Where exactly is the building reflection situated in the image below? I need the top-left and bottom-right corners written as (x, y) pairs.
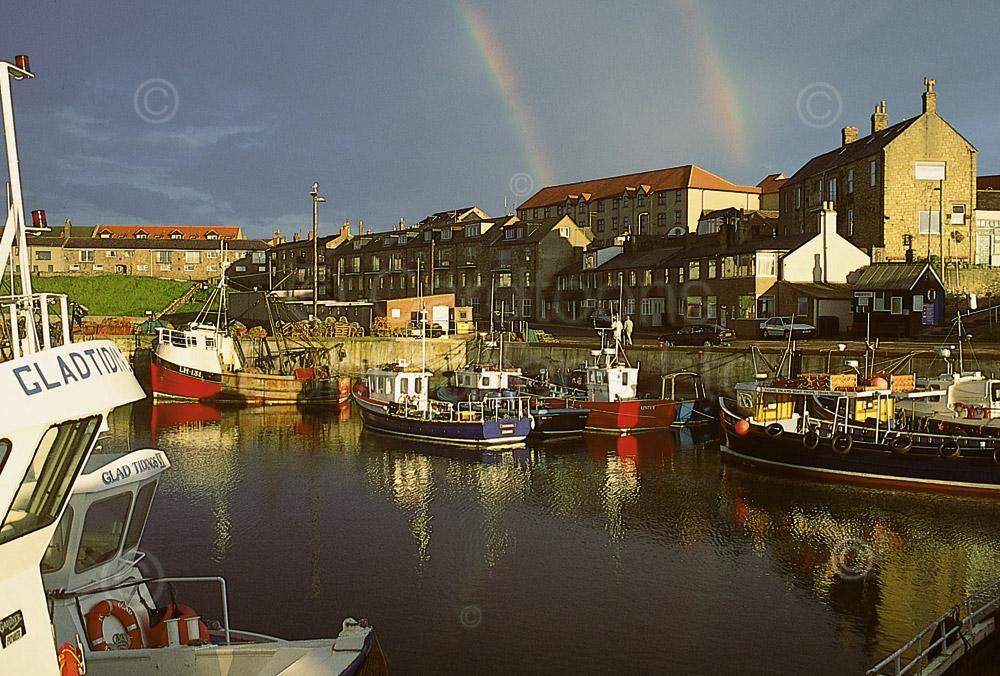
top-left (717, 465), bottom-right (1000, 658)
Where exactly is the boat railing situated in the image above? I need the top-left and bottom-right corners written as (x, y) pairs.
top-left (156, 326), bottom-right (214, 349)
top-left (53, 573), bottom-right (233, 646)
top-left (1, 291), bottom-right (72, 360)
top-left (868, 576), bottom-right (1000, 675)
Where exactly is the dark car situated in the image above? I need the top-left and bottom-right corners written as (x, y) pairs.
top-left (657, 324), bottom-right (734, 347)
top-left (589, 308), bottom-right (613, 330)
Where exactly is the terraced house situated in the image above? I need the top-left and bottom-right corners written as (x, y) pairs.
top-left (778, 79), bottom-right (977, 265)
top-left (516, 164), bottom-right (761, 237)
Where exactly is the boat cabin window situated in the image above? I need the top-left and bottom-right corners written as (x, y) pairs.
top-left (415, 378), bottom-right (423, 394)
top-left (205, 337), bottom-right (216, 349)
top-left (123, 481), bottom-right (157, 551)
top-left (400, 378), bottom-right (409, 395)
top-left (991, 382), bottom-right (1000, 403)
top-left (0, 416), bottom-right (101, 547)
top-left (621, 371), bottom-right (629, 386)
top-left (41, 506), bottom-right (73, 573)
top-left (76, 493), bottom-right (133, 573)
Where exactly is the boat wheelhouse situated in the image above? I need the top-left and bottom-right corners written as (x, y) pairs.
top-left (568, 348), bottom-right (677, 433)
top-left (354, 361), bottom-right (532, 447)
top-left (43, 450), bottom-right (379, 675)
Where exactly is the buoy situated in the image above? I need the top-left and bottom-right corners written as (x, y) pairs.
top-left (734, 419), bottom-right (750, 436)
top-left (871, 376), bottom-right (889, 389)
top-left (57, 642), bottom-right (83, 676)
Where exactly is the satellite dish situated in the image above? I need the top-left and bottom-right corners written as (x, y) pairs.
top-left (666, 226), bottom-right (686, 238)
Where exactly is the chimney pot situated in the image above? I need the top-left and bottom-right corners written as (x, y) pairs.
top-left (841, 126), bottom-right (859, 145)
top-left (871, 101), bottom-right (889, 134)
top-left (922, 77), bottom-right (937, 114)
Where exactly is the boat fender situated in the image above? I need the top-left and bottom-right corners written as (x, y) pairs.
top-left (802, 431), bottom-right (820, 450)
top-left (765, 423), bottom-right (784, 438)
top-left (889, 435), bottom-right (913, 455)
top-left (528, 414), bottom-right (536, 430)
top-left (57, 642), bottom-right (84, 676)
top-left (832, 433), bottom-right (852, 455)
top-left (85, 599), bottom-right (143, 651)
top-left (147, 603), bottom-right (210, 647)
top-left (939, 438), bottom-right (961, 460)
top-left (734, 419), bottom-right (750, 436)
top-left (954, 401), bottom-right (967, 417)
top-left (970, 404), bottom-right (985, 419)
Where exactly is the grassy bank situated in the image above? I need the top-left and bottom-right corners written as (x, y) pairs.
top-left (4, 275), bottom-right (193, 316)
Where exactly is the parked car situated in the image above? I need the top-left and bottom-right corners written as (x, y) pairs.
top-left (759, 316), bottom-right (816, 339)
top-left (407, 320), bottom-right (445, 338)
top-left (589, 307), bottom-right (613, 330)
top-left (657, 324), bottom-right (735, 347)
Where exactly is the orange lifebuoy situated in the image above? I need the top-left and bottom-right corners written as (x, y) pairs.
top-left (147, 604), bottom-right (210, 647)
top-left (85, 599), bottom-right (143, 651)
top-left (57, 642), bottom-right (83, 676)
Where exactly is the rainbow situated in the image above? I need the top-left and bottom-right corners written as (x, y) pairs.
top-left (672, 0), bottom-right (750, 165)
top-left (455, 0), bottom-right (554, 188)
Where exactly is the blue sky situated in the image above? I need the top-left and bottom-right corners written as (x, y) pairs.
top-left (4, 1), bottom-right (998, 237)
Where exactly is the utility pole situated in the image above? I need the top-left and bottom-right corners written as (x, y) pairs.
top-left (309, 182), bottom-right (326, 318)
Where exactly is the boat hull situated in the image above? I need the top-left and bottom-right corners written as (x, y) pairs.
top-left (150, 352), bottom-right (222, 400)
top-left (571, 399), bottom-right (677, 433)
top-left (353, 393), bottom-right (530, 447)
top-left (719, 398), bottom-right (1000, 495)
top-left (212, 372), bottom-right (351, 406)
top-left (530, 406), bottom-right (590, 437)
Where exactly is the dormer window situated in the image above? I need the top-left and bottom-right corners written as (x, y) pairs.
top-left (206, 231), bottom-right (219, 240)
top-left (464, 224), bottom-right (480, 238)
top-left (135, 231), bottom-right (148, 239)
top-left (99, 231), bottom-right (111, 239)
top-left (424, 231), bottom-right (432, 241)
top-left (505, 228), bottom-right (516, 239)
top-left (170, 231), bottom-right (183, 240)
top-left (441, 229), bottom-right (452, 240)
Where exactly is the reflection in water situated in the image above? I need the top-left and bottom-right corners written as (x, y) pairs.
top-left (110, 404), bottom-right (1000, 674)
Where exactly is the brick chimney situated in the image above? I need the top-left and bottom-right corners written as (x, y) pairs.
top-left (307, 230), bottom-right (314, 240)
top-left (293, 232), bottom-right (301, 242)
top-left (63, 217), bottom-right (72, 239)
top-left (339, 222), bottom-right (350, 238)
top-left (871, 101), bottom-right (888, 134)
top-left (841, 126), bottom-right (859, 146)
top-left (922, 77), bottom-right (937, 114)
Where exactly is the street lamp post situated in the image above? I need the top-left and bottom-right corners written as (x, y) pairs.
top-left (309, 182), bottom-right (326, 318)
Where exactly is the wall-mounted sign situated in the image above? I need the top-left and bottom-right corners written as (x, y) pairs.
top-left (915, 161), bottom-right (946, 181)
top-left (0, 610), bottom-right (25, 649)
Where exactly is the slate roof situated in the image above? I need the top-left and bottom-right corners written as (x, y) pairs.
top-left (61, 237), bottom-right (268, 251)
top-left (854, 263), bottom-right (941, 290)
top-left (517, 164), bottom-right (760, 210)
top-left (777, 281), bottom-right (854, 299)
top-left (671, 233), bottom-right (816, 262)
top-left (784, 116), bottom-right (920, 186)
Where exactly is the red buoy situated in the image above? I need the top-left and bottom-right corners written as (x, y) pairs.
top-left (734, 419), bottom-right (750, 436)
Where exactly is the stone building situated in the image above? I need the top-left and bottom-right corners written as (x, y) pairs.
top-left (778, 79), bottom-right (977, 264)
top-left (516, 164), bottom-right (761, 238)
top-left (269, 222), bottom-right (353, 294)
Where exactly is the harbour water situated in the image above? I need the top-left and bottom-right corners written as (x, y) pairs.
top-left (103, 401), bottom-right (1000, 675)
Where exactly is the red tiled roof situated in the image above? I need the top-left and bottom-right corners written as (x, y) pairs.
top-left (517, 164), bottom-right (761, 210)
top-left (92, 225), bottom-right (242, 240)
top-left (756, 173), bottom-right (787, 193)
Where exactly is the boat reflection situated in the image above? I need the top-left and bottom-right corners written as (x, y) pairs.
top-left (717, 465), bottom-right (1000, 660)
top-left (583, 424), bottom-right (720, 465)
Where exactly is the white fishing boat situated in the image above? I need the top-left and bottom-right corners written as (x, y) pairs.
top-left (0, 54), bottom-right (147, 674)
top-left (43, 449), bottom-right (383, 675)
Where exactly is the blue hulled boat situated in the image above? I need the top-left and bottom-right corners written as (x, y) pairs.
top-left (353, 361), bottom-right (532, 447)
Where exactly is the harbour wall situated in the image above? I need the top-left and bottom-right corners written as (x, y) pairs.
top-left (108, 334), bottom-right (1000, 397)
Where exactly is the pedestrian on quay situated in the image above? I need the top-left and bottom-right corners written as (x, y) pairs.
top-left (612, 314), bottom-right (623, 347)
top-left (624, 315), bottom-right (634, 346)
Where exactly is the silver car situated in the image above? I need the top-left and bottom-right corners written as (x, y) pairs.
top-left (759, 316), bottom-right (815, 339)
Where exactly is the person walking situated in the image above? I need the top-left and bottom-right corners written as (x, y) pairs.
top-left (611, 314), bottom-right (623, 347)
top-left (624, 315), bottom-right (634, 346)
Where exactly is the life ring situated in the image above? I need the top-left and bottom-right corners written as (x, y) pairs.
top-left (926, 288), bottom-right (937, 302)
top-left (832, 433), bottom-right (853, 455)
top-left (765, 423), bottom-right (784, 438)
top-left (939, 438), bottom-right (961, 460)
top-left (889, 435), bottom-right (913, 455)
top-left (147, 603), bottom-right (210, 647)
top-left (85, 599), bottom-right (143, 651)
top-left (802, 431), bottom-right (820, 450)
